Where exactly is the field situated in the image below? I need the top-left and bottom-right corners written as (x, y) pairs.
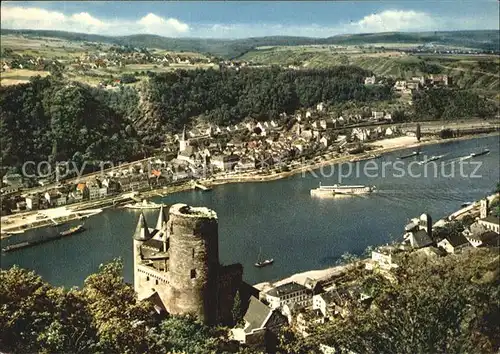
top-left (1, 69), bottom-right (50, 86)
top-left (1, 34), bottom-right (216, 87)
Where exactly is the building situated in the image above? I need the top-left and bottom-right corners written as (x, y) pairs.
top-left (313, 286), bottom-right (372, 320)
top-left (463, 198), bottom-right (500, 247)
top-left (178, 125), bottom-right (189, 153)
top-left (235, 158), bottom-right (256, 172)
top-left (372, 111), bottom-right (384, 120)
top-left (403, 213), bottom-right (434, 249)
top-left (231, 296), bottom-right (287, 352)
top-left (463, 221), bottom-right (500, 248)
top-left (364, 76), bottom-right (376, 85)
top-left (25, 194), bottom-right (40, 210)
top-left (133, 204), bottom-right (243, 325)
top-left (44, 191), bottom-right (67, 207)
top-left (477, 199), bottom-right (500, 233)
top-left (316, 102), bottom-right (327, 112)
top-left (265, 282), bottom-right (311, 309)
top-left (365, 246), bottom-right (405, 270)
top-left (437, 233), bottom-right (470, 254)
top-left (86, 181), bottom-right (100, 200)
top-left (211, 154), bottom-right (240, 171)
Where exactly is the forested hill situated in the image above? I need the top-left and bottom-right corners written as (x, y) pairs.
top-left (137, 66), bottom-right (391, 140)
top-left (0, 77), bottom-right (144, 169)
top-left (0, 66), bottom-right (391, 168)
top-left (2, 29), bottom-right (498, 58)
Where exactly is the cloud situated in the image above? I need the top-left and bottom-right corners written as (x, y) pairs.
top-left (0, 6), bottom-right (190, 36)
top-left (0, 6), bottom-right (497, 39)
top-left (350, 10), bottom-right (435, 32)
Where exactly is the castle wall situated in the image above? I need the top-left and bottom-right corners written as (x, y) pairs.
top-left (165, 204), bottom-right (220, 324)
top-left (217, 263), bottom-right (243, 325)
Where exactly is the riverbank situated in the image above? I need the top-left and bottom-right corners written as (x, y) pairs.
top-left (203, 132), bottom-right (499, 187)
top-left (2, 132), bottom-right (497, 234)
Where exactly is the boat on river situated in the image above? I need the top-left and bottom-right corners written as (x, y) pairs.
top-left (59, 224), bottom-right (85, 237)
top-left (255, 248), bottom-right (274, 268)
top-left (418, 155), bottom-right (444, 165)
top-left (124, 199), bottom-right (163, 210)
top-left (399, 151), bottom-right (421, 159)
top-left (2, 224), bottom-right (86, 253)
top-left (311, 183), bottom-right (375, 196)
top-left (470, 149), bottom-right (490, 158)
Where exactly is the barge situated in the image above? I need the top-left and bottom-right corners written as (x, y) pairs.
top-left (311, 183), bottom-right (375, 196)
top-left (2, 224), bottom-right (86, 253)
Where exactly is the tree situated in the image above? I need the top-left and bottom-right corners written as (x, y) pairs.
top-left (231, 290), bottom-right (243, 326)
top-left (310, 248), bottom-right (500, 354)
top-left (416, 123), bottom-right (421, 142)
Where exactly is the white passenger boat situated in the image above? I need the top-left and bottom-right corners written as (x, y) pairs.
top-left (310, 183), bottom-right (375, 196)
top-left (124, 199), bottom-right (163, 210)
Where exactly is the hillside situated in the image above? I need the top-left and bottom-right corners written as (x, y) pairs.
top-left (2, 29), bottom-right (498, 59)
top-left (241, 48), bottom-right (500, 95)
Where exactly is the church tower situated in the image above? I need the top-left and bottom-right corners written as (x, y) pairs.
top-left (179, 125), bottom-right (188, 153)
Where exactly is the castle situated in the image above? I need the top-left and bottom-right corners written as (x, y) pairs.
top-left (133, 203), bottom-right (244, 325)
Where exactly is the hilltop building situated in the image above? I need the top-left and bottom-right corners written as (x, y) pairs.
top-left (133, 203), bottom-right (245, 325)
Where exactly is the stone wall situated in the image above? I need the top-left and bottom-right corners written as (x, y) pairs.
top-left (217, 263), bottom-right (243, 325)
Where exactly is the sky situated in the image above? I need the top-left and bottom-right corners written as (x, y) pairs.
top-left (1, 1), bottom-right (498, 39)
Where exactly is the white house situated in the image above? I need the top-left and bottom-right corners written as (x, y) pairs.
top-left (364, 76), bottom-right (376, 85)
top-left (437, 233), bottom-right (470, 253)
top-left (265, 282), bottom-right (311, 309)
top-left (25, 195), bottom-right (40, 210)
top-left (316, 102), bottom-right (326, 112)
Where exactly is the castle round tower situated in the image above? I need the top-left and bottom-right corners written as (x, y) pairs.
top-left (166, 203), bottom-right (220, 324)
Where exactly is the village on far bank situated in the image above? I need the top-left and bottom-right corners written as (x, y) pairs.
top-left (2, 69), bottom-right (496, 218)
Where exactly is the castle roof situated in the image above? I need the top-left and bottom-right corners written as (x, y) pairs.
top-left (134, 213), bottom-right (152, 241)
top-left (156, 205), bottom-right (168, 230)
top-left (244, 296), bottom-right (272, 334)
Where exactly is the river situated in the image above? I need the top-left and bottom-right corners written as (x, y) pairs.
top-left (1, 135), bottom-right (498, 287)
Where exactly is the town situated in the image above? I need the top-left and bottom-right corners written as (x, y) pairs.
top-left (2, 69), bottom-right (496, 220)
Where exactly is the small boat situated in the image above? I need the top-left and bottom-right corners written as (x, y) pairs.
top-left (368, 154), bottom-right (382, 159)
top-left (470, 149), bottom-right (490, 158)
top-left (255, 248), bottom-right (274, 268)
top-left (399, 151), bottom-right (421, 159)
top-left (418, 154), bottom-right (444, 165)
top-left (311, 182), bottom-right (375, 196)
top-left (124, 199), bottom-right (163, 209)
top-left (461, 202), bottom-right (473, 208)
top-left (255, 259), bottom-right (274, 268)
top-left (59, 224), bottom-right (85, 237)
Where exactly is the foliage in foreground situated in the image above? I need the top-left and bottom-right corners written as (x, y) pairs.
top-left (0, 260), bottom-right (230, 354)
top-left (1, 248), bottom-right (499, 354)
top-left (309, 248), bottom-right (500, 354)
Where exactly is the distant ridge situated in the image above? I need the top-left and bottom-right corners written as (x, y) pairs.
top-left (1, 28), bottom-right (498, 58)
